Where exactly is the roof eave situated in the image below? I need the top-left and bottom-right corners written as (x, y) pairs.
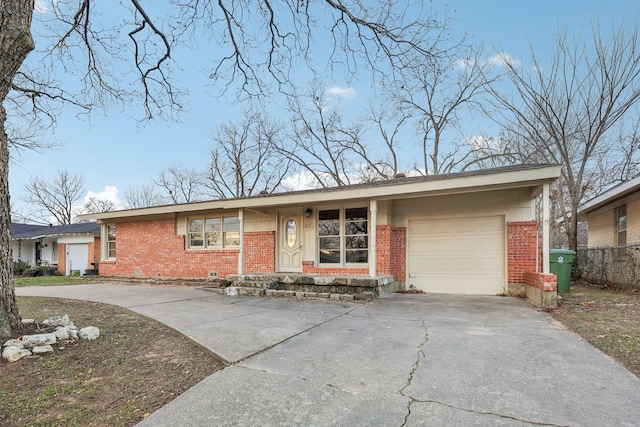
top-left (80, 165), bottom-right (561, 222)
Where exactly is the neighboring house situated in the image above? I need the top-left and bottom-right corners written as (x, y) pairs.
top-left (577, 175), bottom-right (640, 247)
top-left (11, 223), bottom-right (101, 276)
top-left (81, 165), bottom-right (560, 305)
top-left (577, 175), bottom-right (640, 288)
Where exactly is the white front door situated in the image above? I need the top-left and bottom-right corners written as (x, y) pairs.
top-left (279, 209), bottom-right (302, 272)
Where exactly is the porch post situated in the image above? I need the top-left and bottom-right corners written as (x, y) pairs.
top-left (238, 209), bottom-right (245, 275)
top-left (542, 183), bottom-right (550, 274)
top-left (369, 199), bottom-right (377, 278)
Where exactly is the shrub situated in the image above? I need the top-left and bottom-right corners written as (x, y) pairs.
top-left (13, 260), bottom-right (31, 276)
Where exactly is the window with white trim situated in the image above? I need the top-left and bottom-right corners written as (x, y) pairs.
top-left (318, 207), bottom-right (368, 265)
top-left (188, 216), bottom-right (240, 249)
top-left (617, 205), bottom-right (627, 246)
top-left (105, 224), bottom-right (116, 259)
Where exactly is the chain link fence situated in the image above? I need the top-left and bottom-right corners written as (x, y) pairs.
top-left (576, 244), bottom-right (640, 290)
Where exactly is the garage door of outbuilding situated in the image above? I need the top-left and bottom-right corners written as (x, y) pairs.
top-left (66, 243), bottom-right (88, 276)
top-left (408, 216), bottom-right (505, 294)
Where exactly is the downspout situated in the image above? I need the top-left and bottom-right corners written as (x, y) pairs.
top-left (369, 199), bottom-right (377, 278)
top-left (543, 183), bottom-right (550, 274)
top-left (238, 209), bottom-right (244, 275)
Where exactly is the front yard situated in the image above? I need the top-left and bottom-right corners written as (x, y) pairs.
top-left (551, 282), bottom-right (640, 378)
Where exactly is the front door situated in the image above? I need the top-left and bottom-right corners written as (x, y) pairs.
top-left (279, 209), bottom-right (302, 272)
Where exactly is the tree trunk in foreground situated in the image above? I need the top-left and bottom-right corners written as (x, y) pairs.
top-left (0, 0), bottom-right (35, 336)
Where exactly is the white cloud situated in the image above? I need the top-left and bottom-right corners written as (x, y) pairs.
top-left (35, 0), bottom-right (54, 13)
top-left (325, 86), bottom-right (357, 99)
top-left (455, 58), bottom-right (477, 70)
top-left (486, 52), bottom-right (521, 68)
top-left (83, 185), bottom-right (123, 209)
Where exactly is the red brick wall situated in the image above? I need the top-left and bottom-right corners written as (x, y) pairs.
top-left (301, 261), bottom-right (368, 276)
top-left (244, 231), bottom-right (276, 274)
top-left (88, 236), bottom-right (100, 270)
top-left (376, 225), bottom-right (392, 275)
top-left (99, 219), bottom-right (240, 278)
top-left (99, 218), bottom-right (409, 280)
top-left (508, 221), bottom-right (538, 284)
top-left (391, 226), bottom-right (406, 281)
top-left (57, 243), bottom-right (66, 275)
top-left (525, 271), bottom-right (557, 291)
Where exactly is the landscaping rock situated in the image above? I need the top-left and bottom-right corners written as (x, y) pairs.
top-left (79, 326), bottom-right (100, 340)
top-left (21, 333), bottom-right (57, 347)
top-left (2, 339), bottom-right (23, 349)
top-left (54, 327), bottom-right (71, 341)
top-left (3, 314), bottom-right (101, 362)
top-left (32, 345), bottom-right (54, 355)
top-left (2, 346), bottom-right (32, 362)
top-left (43, 314), bottom-right (71, 327)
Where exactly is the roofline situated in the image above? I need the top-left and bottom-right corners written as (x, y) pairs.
top-left (80, 164), bottom-right (561, 222)
top-left (578, 174), bottom-right (640, 218)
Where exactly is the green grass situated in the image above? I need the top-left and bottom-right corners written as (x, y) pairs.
top-left (14, 276), bottom-right (94, 287)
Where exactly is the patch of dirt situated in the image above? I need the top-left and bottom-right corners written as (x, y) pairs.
top-left (1, 297), bottom-right (226, 426)
top-left (551, 283), bottom-right (640, 379)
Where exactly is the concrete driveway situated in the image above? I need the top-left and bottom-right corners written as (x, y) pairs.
top-left (17, 284), bottom-right (640, 426)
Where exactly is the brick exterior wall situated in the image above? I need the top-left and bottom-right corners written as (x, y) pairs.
top-left (525, 271), bottom-right (557, 291)
top-left (627, 199), bottom-right (640, 245)
top-left (508, 221), bottom-right (538, 284)
top-left (88, 236), bottom-right (100, 269)
top-left (391, 226), bottom-right (406, 281)
top-left (99, 219), bottom-right (240, 278)
top-left (302, 261), bottom-right (369, 276)
top-left (57, 243), bottom-right (66, 275)
top-left (376, 225), bottom-right (392, 275)
top-left (99, 217), bottom-right (540, 288)
top-left (244, 231), bottom-right (276, 274)
top-left (587, 209), bottom-right (615, 247)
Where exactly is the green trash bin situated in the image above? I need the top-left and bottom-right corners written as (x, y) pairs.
top-left (549, 249), bottom-right (576, 292)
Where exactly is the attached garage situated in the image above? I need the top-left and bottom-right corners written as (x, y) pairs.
top-left (408, 216), bottom-right (505, 295)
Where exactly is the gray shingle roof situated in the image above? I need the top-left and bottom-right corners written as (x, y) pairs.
top-left (11, 223), bottom-right (100, 240)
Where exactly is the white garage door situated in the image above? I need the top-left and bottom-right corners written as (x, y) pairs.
top-left (66, 244), bottom-right (89, 276)
top-left (408, 216), bottom-right (505, 295)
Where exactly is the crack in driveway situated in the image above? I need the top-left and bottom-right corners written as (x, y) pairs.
top-left (397, 321), bottom-right (568, 427)
top-left (399, 321), bottom-right (429, 427)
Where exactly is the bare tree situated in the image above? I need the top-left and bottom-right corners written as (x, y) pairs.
top-left (154, 163), bottom-right (206, 204)
top-left (490, 22), bottom-right (640, 250)
top-left (276, 81), bottom-right (365, 187)
top-left (83, 197), bottom-right (116, 215)
top-left (0, 0), bottom-right (454, 340)
top-left (123, 184), bottom-right (168, 209)
top-left (206, 113), bottom-right (290, 198)
top-left (22, 170), bottom-right (86, 225)
top-left (389, 44), bottom-right (499, 175)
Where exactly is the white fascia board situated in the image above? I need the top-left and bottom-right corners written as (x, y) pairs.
top-left (81, 166), bottom-right (560, 222)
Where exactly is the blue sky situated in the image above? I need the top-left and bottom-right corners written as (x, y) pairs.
top-left (9, 0), bottom-right (640, 219)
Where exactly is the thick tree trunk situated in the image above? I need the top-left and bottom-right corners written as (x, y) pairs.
top-left (0, 0), bottom-right (35, 336)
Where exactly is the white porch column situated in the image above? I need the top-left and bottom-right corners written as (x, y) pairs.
top-left (369, 200), bottom-right (377, 278)
top-left (542, 183), bottom-right (550, 274)
top-left (238, 209), bottom-right (245, 275)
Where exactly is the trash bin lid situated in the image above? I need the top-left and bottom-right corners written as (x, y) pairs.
top-left (549, 249), bottom-right (576, 255)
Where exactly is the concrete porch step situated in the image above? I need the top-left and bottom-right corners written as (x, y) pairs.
top-left (202, 286), bottom-right (373, 301)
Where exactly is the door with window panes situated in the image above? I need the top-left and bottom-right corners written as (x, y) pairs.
top-left (279, 209), bottom-right (302, 272)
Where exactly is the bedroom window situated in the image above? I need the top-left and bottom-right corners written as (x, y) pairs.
top-left (317, 207), bottom-right (368, 265)
top-left (106, 224), bottom-right (116, 259)
top-left (617, 205), bottom-right (627, 246)
top-left (188, 216), bottom-right (240, 249)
